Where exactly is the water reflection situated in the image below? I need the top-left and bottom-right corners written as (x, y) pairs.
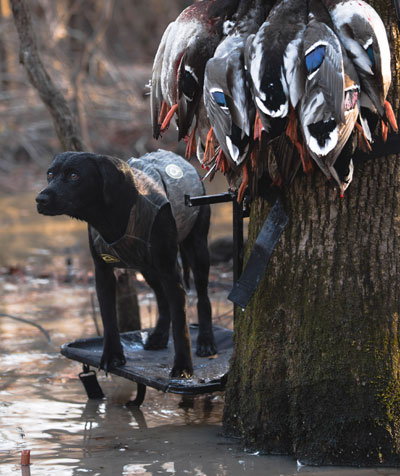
top-left (67, 388), bottom-right (295, 476)
top-left (2, 319), bottom-right (400, 476)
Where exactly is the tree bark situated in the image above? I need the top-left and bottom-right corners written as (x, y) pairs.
top-left (223, 0), bottom-right (400, 466)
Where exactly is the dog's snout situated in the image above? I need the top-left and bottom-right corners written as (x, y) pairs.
top-left (36, 192), bottom-right (50, 206)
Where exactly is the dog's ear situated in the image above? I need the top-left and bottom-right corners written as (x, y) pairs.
top-left (94, 155), bottom-right (128, 208)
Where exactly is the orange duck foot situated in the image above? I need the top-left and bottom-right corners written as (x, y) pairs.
top-left (285, 106), bottom-right (298, 144)
top-left (158, 101), bottom-right (169, 126)
top-left (285, 107), bottom-right (312, 174)
top-left (216, 149), bottom-right (229, 174)
top-left (237, 163), bottom-right (248, 203)
top-left (203, 127), bottom-right (215, 165)
top-left (160, 103), bottom-right (178, 134)
top-left (384, 100), bottom-right (398, 133)
top-left (185, 125), bottom-right (197, 159)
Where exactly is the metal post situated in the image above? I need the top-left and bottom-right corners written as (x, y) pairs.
top-left (185, 190), bottom-right (249, 322)
top-left (232, 196), bottom-right (244, 322)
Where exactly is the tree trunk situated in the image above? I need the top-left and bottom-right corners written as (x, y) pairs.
top-left (223, 0), bottom-right (400, 466)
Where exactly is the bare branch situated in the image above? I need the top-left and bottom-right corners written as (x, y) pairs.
top-left (70, 0), bottom-right (115, 151)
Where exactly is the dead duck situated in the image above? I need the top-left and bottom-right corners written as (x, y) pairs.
top-left (299, 4), bottom-right (361, 196)
top-left (151, 0), bottom-right (246, 142)
top-left (150, 1), bottom-right (222, 140)
top-left (203, 0), bottom-right (270, 167)
top-left (244, 0), bottom-right (308, 135)
top-left (323, 0), bottom-right (397, 139)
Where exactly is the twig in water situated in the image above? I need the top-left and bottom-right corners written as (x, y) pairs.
top-left (0, 313), bottom-right (51, 342)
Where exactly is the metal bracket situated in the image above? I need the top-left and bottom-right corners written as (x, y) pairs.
top-left (126, 383), bottom-right (147, 407)
top-left (79, 364), bottom-right (105, 399)
top-left (185, 190), bottom-right (250, 320)
top-left (353, 132), bottom-right (400, 164)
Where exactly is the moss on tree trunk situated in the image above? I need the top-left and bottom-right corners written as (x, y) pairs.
top-left (223, 0), bottom-right (400, 465)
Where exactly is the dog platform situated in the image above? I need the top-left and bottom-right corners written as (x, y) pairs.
top-left (61, 324), bottom-right (233, 406)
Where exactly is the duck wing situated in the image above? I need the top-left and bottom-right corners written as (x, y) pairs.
top-left (245, 0), bottom-right (307, 129)
top-left (300, 17), bottom-right (345, 178)
top-left (177, 31), bottom-right (221, 141)
top-left (151, 22), bottom-right (174, 139)
top-left (325, 0), bottom-right (391, 119)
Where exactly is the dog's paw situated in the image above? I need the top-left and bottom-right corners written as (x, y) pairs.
top-left (100, 349), bottom-right (126, 373)
top-left (170, 364), bottom-right (193, 379)
top-left (196, 336), bottom-right (217, 357)
top-left (143, 331), bottom-right (169, 350)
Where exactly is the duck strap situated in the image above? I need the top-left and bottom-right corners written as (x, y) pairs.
top-left (353, 132), bottom-right (400, 164)
top-left (228, 197), bottom-right (288, 309)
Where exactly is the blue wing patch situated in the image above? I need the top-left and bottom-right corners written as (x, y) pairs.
top-left (305, 45), bottom-right (326, 75)
top-left (212, 90), bottom-right (228, 107)
top-left (366, 45), bottom-right (375, 69)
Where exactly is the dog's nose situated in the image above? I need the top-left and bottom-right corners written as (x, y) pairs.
top-left (36, 193), bottom-right (50, 206)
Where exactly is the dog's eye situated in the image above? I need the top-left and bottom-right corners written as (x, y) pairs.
top-left (47, 171), bottom-right (54, 182)
top-left (70, 172), bottom-right (79, 180)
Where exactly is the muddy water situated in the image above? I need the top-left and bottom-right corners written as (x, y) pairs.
top-left (1, 190), bottom-right (400, 475)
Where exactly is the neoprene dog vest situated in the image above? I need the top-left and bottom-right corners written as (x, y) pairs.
top-left (90, 150), bottom-right (204, 269)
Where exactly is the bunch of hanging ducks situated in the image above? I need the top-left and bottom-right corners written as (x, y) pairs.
top-left (150, 0), bottom-right (398, 200)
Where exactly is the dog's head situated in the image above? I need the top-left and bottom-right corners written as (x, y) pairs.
top-left (36, 151), bottom-right (134, 222)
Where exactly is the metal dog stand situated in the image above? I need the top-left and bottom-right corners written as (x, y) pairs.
top-left (62, 325), bottom-right (233, 406)
top-left (62, 189), bottom-right (247, 406)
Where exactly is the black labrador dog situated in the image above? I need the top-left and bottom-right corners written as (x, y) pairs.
top-left (36, 149), bottom-right (216, 378)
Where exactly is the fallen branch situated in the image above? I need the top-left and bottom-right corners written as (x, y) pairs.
top-left (0, 312), bottom-right (51, 342)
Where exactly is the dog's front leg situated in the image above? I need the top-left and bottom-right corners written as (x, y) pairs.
top-left (94, 260), bottom-right (126, 371)
top-left (161, 269), bottom-right (193, 378)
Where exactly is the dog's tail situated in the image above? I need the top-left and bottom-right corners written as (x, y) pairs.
top-left (179, 244), bottom-right (191, 289)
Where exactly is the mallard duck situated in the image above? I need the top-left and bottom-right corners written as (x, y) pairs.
top-left (299, 4), bottom-right (361, 196)
top-left (176, 19), bottom-right (222, 141)
top-left (150, 1), bottom-right (222, 140)
top-left (151, 0), bottom-right (249, 142)
top-left (323, 0), bottom-right (397, 138)
top-left (203, 0), bottom-right (268, 167)
top-left (150, 21), bottom-right (175, 139)
top-left (244, 0), bottom-right (308, 134)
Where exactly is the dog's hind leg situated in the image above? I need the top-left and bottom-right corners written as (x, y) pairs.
top-left (180, 205), bottom-right (216, 357)
top-left (141, 269), bottom-right (171, 350)
top-left (149, 205), bottom-right (193, 377)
